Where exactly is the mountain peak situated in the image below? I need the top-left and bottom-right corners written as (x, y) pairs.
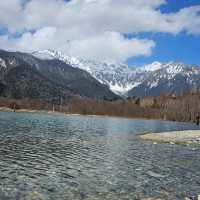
top-left (32, 50), bottom-right (136, 95)
top-left (138, 61), bottom-right (163, 72)
top-left (32, 50), bottom-right (55, 60)
top-left (32, 50), bottom-right (200, 96)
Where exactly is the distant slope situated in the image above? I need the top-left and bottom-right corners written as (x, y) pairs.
top-left (33, 50), bottom-right (139, 95)
top-left (0, 50), bottom-right (119, 101)
top-left (2, 65), bottom-right (72, 104)
top-left (33, 50), bottom-right (200, 97)
top-left (33, 59), bottom-right (119, 100)
top-left (128, 62), bottom-right (200, 96)
top-left (1, 49), bottom-right (200, 99)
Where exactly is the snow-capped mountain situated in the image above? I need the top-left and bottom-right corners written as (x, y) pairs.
top-left (33, 50), bottom-right (138, 94)
top-left (33, 50), bottom-right (162, 95)
top-left (33, 50), bottom-right (200, 97)
top-left (0, 49), bottom-right (119, 101)
top-left (128, 62), bottom-right (200, 96)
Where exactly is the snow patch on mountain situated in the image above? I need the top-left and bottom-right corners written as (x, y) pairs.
top-left (0, 58), bottom-right (6, 68)
top-left (137, 61), bottom-right (163, 72)
top-left (110, 83), bottom-right (136, 94)
top-left (32, 50), bottom-right (200, 96)
top-left (33, 50), bottom-right (140, 95)
top-left (32, 50), bottom-right (55, 60)
top-left (164, 62), bottom-right (184, 74)
top-left (149, 80), bottom-right (159, 89)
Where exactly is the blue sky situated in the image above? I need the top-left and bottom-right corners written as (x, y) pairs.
top-left (160, 0), bottom-right (200, 13)
top-left (127, 32), bottom-right (200, 66)
top-left (128, 0), bottom-right (200, 66)
top-left (0, 0), bottom-right (199, 66)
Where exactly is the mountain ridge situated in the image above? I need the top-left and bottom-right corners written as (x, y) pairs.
top-left (33, 50), bottom-right (200, 97)
top-left (0, 49), bottom-right (119, 102)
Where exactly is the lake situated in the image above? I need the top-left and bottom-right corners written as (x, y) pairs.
top-left (0, 112), bottom-right (200, 200)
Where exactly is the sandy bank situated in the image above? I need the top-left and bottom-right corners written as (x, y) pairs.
top-left (0, 107), bottom-right (58, 114)
top-left (0, 107), bottom-right (14, 112)
top-left (139, 130), bottom-right (200, 145)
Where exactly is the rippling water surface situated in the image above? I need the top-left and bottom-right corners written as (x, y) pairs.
top-left (0, 112), bottom-right (200, 200)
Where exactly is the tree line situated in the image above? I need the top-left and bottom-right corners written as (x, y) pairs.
top-left (0, 91), bottom-right (200, 123)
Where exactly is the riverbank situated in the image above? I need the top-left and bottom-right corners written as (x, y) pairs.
top-left (0, 106), bottom-right (165, 121)
top-left (0, 107), bottom-right (47, 113)
top-left (1, 91), bottom-right (200, 124)
top-left (0, 106), bottom-right (198, 125)
top-left (139, 130), bottom-right (200, 145)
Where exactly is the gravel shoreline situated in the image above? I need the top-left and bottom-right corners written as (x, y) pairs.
top-left (139, 130), bottom-right (200, 145)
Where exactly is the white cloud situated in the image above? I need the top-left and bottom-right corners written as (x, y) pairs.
top-left (0, 0), bottom-right (23, 32)
top-left (64, 32), bottom-right (155, 62)
top-left (170, 6), bottom-right (200, 35)
top-left (0, 29), bottom-right (155, 62)
top-left (0, 0), bottom-right (199, 62)
top-left (1, 0), bottom-right (200, 35)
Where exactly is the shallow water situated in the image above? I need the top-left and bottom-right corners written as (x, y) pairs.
top-left (0, 112), bottom-right (200, 200)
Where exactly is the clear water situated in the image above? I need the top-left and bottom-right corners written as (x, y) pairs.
top-left (0, 112), bottom-right (200, 200)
